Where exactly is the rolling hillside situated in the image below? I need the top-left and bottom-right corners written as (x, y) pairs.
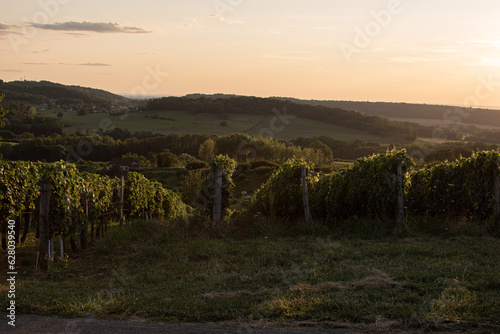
top-left (5, 80), bottom-right (500, 144)
top-left (0, 80), bottom-right (131, 106)
top-left (282, 98), bottom-right (500, 129)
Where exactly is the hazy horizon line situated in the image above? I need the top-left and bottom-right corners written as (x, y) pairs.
top-left (120, 93), bottom-right (500, 111)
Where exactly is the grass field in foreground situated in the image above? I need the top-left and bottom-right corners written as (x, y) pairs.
top-left (1, 220), bottom-right (499, 333)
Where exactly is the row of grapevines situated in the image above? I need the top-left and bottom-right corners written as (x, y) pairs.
top-left (407, 151), bottom-right (500, 220)
top-left (311, 149), bottom-right (414, 222)
top-left (251, 149), bottom-right (500, 225)
top-left (0, 161), bottom-right (41, 221)
top-left (1, 161), bottom-right (188, 247)
top-left (38, 161), bottom-right (85, 237)
top-left (124, 171), bottom-right (187, 219)
top-left (250, 159), bottom-right (317, 220)
top-left (82, 172), bottom-right (118, 223)
top-left (249, 150), bottom-right (413, 222)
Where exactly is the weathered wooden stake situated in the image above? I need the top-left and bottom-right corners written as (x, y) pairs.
top-left (39, 180), bottom-right (51, 271)
top-left (397, 163), bottom-right (405, 223)
top-left (301, 165), bottom-right (312, 222)
top-left (48, 238), bottom-right (54, 269)
top-left (14, 214), bottom-right (21, 245)
top-left (69, 237), bottom-right (79, 253)
top-left (90, 217), bottom-right (94, 242)
top-left (119, 175), bottom-right (124, 227)
top-left (59, 235), bottom-right (64, 259)
top-left (34, 251), bottom-right (39, 271)
top-left (212, 165), bottom-right (223, 226)
top-left (21, 212), bottom-right (30, 243)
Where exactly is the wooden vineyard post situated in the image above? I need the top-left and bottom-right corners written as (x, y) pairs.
top-left (212, 165), bottom-right (223, 227)
top-left (301, 165), bottom-right (312, 222)
top-left (494, 159), bottom-right (500, 232)
top-left (14, 214), bottom-right (21, 245)
top-left (20, 212), bottom-right (31, 243)
top-left (397, 163), bottom-right (405, 224)
top-left (38, 180), bottom-right (51, 271)
top-left (48, 238), bottom-right (54, 269)
top-left (59, 235), bottom-right (64, 259)
top-left (119, 176), bottom-right (124, 227)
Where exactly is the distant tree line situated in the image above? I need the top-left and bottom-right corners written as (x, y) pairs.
top-left (0, 80), bottom-right (128, 108)
top-left (0, 100), bottom-right (62, 137)
top-left (1, 127), bottom-right (497, 165)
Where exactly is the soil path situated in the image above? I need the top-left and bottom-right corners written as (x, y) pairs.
top-left (1, 313), bottom-right (346, 334)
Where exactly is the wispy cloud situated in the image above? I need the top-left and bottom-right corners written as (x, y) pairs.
top-left (464, 56), bottom-right (500, 67)
top-left (30, 21), bottom-right (152, 34)
top-left (80, 62), bottom-right (111, 66)
top-left (0, 23), bottom-right (16, 30)
top-left (262, 51), bottom-right (317, 61)
top-left (257, 29), bottom-right (281, 36)
top-left (431, 48), bottom-right (459, 53)
top-left (1, 69), bottom-right (22, 73)
top-left (183, 17), bottom-right (202, 28)
top-left (205, 15), bottom-right (243, 25)
top-left (23, 62), bottom-right (52, 65)
top-left (290, 24), bottom-right (338, 31)
top-left (0, 23), bottom-right (18, 39)
top-left (32, 49), bottom-right (50, 54)
top-left (64, 32), bottom-right (88, 37)
top-left (23, 62), bottom-right (112, 67)
top-left (459, 39), bottom-right (500, 48)
top-left (388, 56), bottom-right (445, 63)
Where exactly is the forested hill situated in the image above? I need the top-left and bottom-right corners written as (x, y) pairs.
top-left (143, 96), bottom-right (419, 141)
top-left (281, 98), bottom-right (500, 128)
top-left (0, 80), bottom-right (130, 107)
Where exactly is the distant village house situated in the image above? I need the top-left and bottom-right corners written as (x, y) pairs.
top-left (110, 158), bottom-right (141, 171)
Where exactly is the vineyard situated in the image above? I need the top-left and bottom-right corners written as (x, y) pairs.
top-left (1, 149), bottom-right (500, 270)
top-left (250, 149), bottom-right (500, 232)
top-left (0, 161), bottom-right (187, 269)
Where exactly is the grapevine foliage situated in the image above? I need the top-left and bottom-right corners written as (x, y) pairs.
top-left (407, 150), bottom-right (500, 220)
top-left (0, 161), bottom-right (188, 246)
top-left (124, 171), bottom-right (187, 219)
top-left (39, 161), bottom-right (85, 237)
top-left (250, 159), bottom-right (316, 220)
top-left (0, 161), bottom-right (41, 220)
top-left (1, 149), bottom-right (500, 239)
top-left (82, 172), bottom-right (116, 223)
top-left (311, 149), bottom-right (414, 222)
top-left (201, 154), bottom-right (237, 218)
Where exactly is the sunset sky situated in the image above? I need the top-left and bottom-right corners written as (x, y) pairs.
top-left (1, 0), bottom-right (499, 107)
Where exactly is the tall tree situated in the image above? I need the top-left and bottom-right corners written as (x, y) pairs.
top-left (199, 138), bottom-right (216, 161)
top-left (0, 94), bottom-right (8, 127)
top-left (0, 94), bottom-right (9, 144)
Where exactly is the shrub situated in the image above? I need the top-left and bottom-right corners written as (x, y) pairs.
top-left (235, 162), bottom-right (251, 174)
top-left (250, 160), bottom-right (278, 169)
top-left (179, 169), bottom-right (210, 206)
top-left (185, 160), bottom-right (209, 170)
